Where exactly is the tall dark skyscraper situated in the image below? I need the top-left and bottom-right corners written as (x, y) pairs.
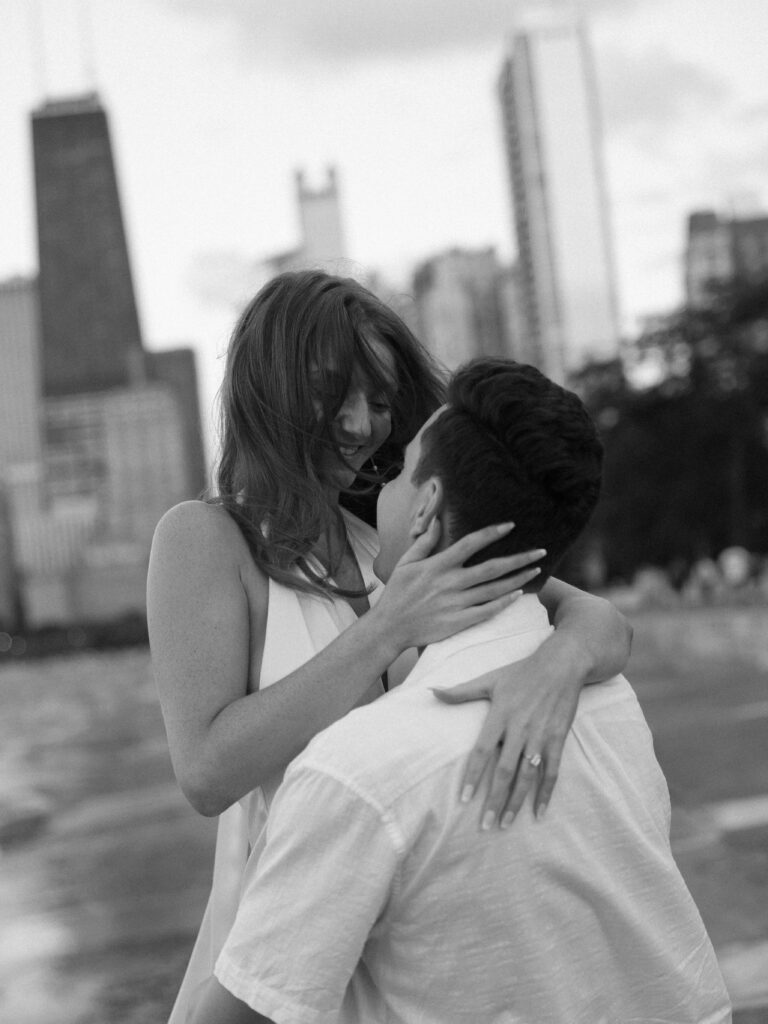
top-left (32, 92), bottom-right (145, 396)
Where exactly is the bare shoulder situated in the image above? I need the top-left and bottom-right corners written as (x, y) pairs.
top-left (152, 500), bottom-right (245, 561)
top-left (149, 500), bottom-right (264, 594)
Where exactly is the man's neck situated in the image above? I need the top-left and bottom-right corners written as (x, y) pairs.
top-left (403, 594), bottom-right (552, 687)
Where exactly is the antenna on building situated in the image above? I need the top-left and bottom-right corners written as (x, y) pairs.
top-left (78, 0), bottom-right (98, 92)
top-left (28, 0), bottom-right (49, 103)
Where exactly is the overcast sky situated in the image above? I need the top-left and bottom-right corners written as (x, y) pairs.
top-left (1, 0), bottom-right (766, 444)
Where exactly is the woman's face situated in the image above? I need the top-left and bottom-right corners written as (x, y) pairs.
top-left (314, 338), bottom-right (397, 492)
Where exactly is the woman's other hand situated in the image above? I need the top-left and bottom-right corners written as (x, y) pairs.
top-left (374, 519), bottom-right (546, 650)
top-left (431, 645), bottom-right (580, 828)
top-left (431, 579), bottom-right (631, 828)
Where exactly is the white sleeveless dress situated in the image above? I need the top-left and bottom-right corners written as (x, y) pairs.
top-left (167, 510), bottom-right (415, 1023)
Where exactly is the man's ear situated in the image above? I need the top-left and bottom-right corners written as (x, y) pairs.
top-left (410, 477), bottom-right (445, 539)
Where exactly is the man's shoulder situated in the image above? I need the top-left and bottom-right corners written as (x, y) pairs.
top-left (288, 685), bottom-right (482, 811)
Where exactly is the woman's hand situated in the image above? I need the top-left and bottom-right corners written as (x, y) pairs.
top-left (374, 519), bottom-right (546, 651)
top-left (432, 646), bottom-right (581, 828)
top-left (432, 580), bottom-right (632, 828)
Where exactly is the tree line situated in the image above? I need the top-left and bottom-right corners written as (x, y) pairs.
top-left (563, 278), bottom-right (768, 587)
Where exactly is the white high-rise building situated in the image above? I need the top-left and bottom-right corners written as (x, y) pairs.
top-left (257, 167), bottom-right (349, 284)
top-left (498, 2), bottom-right (619, 381)
top-left (296, 167), bottom-right (347, 268)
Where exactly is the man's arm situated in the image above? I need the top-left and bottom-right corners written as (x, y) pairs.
top-left (189, 976), bottom-right (274, 1024)
top-left (200, 759), bottom-right (401, 1024)
top-left (433, 577), bottom-right (632, 827)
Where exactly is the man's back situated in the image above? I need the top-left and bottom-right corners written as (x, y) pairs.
top-left (217, 598), bottom-right (731, 1024)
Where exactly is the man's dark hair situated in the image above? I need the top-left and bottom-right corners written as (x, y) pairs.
top-left (412, 358), bottom-right (603, 583)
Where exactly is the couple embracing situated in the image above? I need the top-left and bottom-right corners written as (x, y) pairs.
top-left (149, 271), bottom-right (730, 1023)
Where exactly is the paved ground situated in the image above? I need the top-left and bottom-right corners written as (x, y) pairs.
top-left (628, 611), bottom-right (768, 1018)
top-left (0, 606), bottom-right (766, 1022)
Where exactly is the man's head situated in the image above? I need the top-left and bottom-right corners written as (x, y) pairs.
top-left (373, 358), bottom-right (603, 585)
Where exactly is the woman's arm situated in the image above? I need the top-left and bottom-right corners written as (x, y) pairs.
top-left (434, 578), bottom-right (632, 828)
top-left (538, 577), bottom-right (633, 682)
top-left (148, 504), bottom-right (542, 817)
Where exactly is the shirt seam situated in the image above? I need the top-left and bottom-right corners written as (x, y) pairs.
top-left (285, 761), bottom-right (406, 853)
top-left (215, 956), bottom-right (331, 1024)
top-left (286, 761), bottom-right (406, 904)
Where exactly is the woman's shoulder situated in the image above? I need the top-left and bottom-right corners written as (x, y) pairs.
top-left (154, 499), bottom-right (240, 544)
top-left (151, 500), bottom-right (257, 578)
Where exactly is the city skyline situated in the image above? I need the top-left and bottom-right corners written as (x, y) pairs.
top-left (1, 0), bottom-right (767, 435)
top-left (0, 92), bottom-right (206, 631)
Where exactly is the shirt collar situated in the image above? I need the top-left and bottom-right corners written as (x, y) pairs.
top-left (403, 594), bottom-right (552, 689)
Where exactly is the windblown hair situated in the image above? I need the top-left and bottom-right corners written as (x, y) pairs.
top-left (413, 358), bottom-right (603, 583)
top-left (213, 269), bottom-right (445, 594)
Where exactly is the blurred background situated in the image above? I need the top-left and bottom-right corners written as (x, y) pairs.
top-left (0, 0), bottom-right (766, 1020)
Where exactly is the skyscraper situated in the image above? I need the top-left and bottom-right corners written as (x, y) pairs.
top-left (0, 276), bottom-right (42, 630)
top-left (0, 277), bottom-right (43, 469)
top-left (31, 92), bottom-right (145, 396)
top-left (16, 91), bottom-right (207, 627)
top-left (146, 348), bottom-right (208, 494)
top-left (685, 209), bottom-right (768, 308)
top-left (261, 167), bottom-right (349, 279)
top-left (498, 3), bottom-right (619, 381)
top-left (296, 167), bottom-right (347, 268)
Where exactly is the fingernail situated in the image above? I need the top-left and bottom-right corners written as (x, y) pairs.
top-left (536, 802), bottom-right (548, 820)
top-left (481, 810), bottom-right (496, 831)
top-left (497, 522), bottom-right (515, 535)
top-left (506, 590), bottom-right (523, 604)
top-left (500, 812), bottom-right (515, 829)
top-left (530, 567), bottom-right (541, 576)
top-left (460, 785), bottom-right (474, 804)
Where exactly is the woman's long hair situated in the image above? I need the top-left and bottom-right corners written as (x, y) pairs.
top-left (212, 270), bottom-right (446, 595)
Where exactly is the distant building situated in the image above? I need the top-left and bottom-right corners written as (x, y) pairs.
top-left (0, 276), bottom-right (43, 469)
top-left (0, 488), bottom-right (20, 630)
top-left (0, 276), bottom-right (44, 628)
top-left (11, 485), bottom-right (98, 627)
top-left (260, 166), bottom-right (349, 279)
top-left (9, 92), bottom-right (208, 627)
top-left (498, 264), bottom-right (535, 365)
top-left (11, 384), bottom-right (190, 627)
top-left (296, 167), bottom-right (347, 268)
top-left (498, 3), bottom-right (619, 381)
top-left (31, 93), bottom-right (145, 396)
top-left (44, 385), bottom-right (190, 545)
top-left (146, 348), bottom-right (208, 494)
top-left (685, 209), bottom-right (768, 308)
top-left (412, 248), bottom-right (518, 370)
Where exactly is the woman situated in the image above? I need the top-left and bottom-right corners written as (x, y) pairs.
top-left (147, 270), bottom-right (631, 1023)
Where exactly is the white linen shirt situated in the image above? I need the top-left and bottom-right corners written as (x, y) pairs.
top-left (215, 596), bottom-right (731, 1024)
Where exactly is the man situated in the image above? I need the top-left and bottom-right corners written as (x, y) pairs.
top-left (191, 359), bottom-right (731, 1023)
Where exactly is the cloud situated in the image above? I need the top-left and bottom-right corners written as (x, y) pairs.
top-left (597, 47), bottom-right (728, 142)
top-left (690, 139), bottom-right (768, 210)
top-left (161, 0), bottom-right (647, 64)
top-left (736, 102), bottom-right (768, 127)
top-left (186, 250), bottom-right (271, 310)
